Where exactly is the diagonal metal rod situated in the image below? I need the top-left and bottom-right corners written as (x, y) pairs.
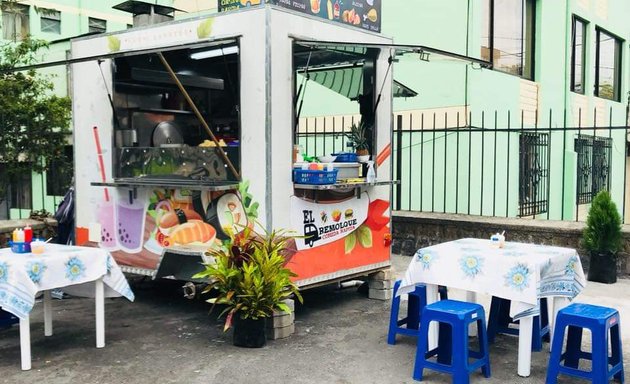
top-left (156, 52), bottom-right (240, 179)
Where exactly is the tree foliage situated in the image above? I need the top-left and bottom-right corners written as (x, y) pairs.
top-left (0, 38), bottom-right (72, 204)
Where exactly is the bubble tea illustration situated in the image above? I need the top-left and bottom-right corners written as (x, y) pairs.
top-left (92, 126), bottom-right (119, 251)
top-left (116, 189), bottom-right (147, 253)
top-left (97, 198), bottom-right (119, 251)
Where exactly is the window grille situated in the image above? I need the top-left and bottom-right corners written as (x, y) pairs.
top-left (575, 135), bottom-right (611, 204)
top-left (519, 132), bottom-right (549, 217)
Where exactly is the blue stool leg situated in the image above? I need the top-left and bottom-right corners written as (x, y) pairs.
top-left (610, 322), bottom-right (624, 383)
top-left (477, 317), bottom-right (491, 378)
top-left (564, 325), bottom-right (583, 369)
top-left (532, 314), bottom-right (543, 352)
top-left (436, 322), bottom-right (452, 365)
top-left (413, 316), bottom-right (430, 381)
top-left (387, 281), bottom-right (402, 345)
top-left (487, 296), bottom-right (501, 344)
top-left (546, 321), bottom-right (568, 384)
top-left (452, 319), bottom-right (470, 384)
top-left (407, 293), bottom-right (421, 330)
top-left (438, 285), bottom-right (448, 300)
top-left (591, 324), bottom-right (609, 384)
top-left (540, 298), bottom-right (550, 342)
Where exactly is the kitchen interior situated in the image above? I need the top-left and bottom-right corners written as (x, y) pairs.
top-left (110, 40), bottom-right (241, 185)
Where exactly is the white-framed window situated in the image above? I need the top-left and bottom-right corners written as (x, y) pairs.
top-left (40, 9), bottom-right (61, 34)
top-left (88, 17), bottom-right (106, 33)
top-left (481, 0), bottom-right (536, 80)
top-left (1, 1), bottom-right (30, 41)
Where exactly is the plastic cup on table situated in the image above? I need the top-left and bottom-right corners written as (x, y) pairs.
top-left (30, 240), bottom-right (46, 254)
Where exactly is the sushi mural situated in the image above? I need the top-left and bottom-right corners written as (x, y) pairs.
top-left (98, 182), bottom-right (257, 270)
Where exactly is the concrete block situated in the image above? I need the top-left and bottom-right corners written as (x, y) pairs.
top-left (266, 323), bottom-right (295, 340)
top-left (368, 288), bottom-right (393, 301)
top-left (274, 298), bottom-right (294, 313)
top-left (368, 279), bottom-right (394, 290)
top-left (266, 312), bottom-right (294, 329)
top-left (370, 268), bottom-right (395, 281)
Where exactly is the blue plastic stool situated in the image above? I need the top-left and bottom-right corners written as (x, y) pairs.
top-left (387, 280), bottom-right (448, 345)
top-left (0, 308), bottom-right (18, 329)
top-left (546, 303), bottom-right (624, 384)
top-left (487, 296), bottom-right (550, 351)
top-left (413, 299), bottom-right (491, 383)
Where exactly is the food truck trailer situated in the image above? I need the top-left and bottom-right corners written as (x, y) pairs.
top-left (69, 3), bottom-right (487, 289)
top-left (70, 4), bottom-right (397, 289)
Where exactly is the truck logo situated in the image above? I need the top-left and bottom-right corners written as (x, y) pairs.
top-left (303, 209), bottom-right (320, 247)
top-left (304, 223), bottom-right (321, 247)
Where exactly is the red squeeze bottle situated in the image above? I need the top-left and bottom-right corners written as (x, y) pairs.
top-left (24, 226), bottom-right (33, 243)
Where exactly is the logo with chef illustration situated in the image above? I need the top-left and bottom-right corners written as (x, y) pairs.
top-left (291, 193), bottom-right (369, 250)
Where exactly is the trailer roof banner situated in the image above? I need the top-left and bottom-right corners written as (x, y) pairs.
top-left (218, 0), bottom-right (381, 32)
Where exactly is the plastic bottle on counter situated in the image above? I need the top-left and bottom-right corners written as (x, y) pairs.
top-left (12, 229), bottom-right (19, 242)
top-left (366, 161), bottom-right (376, 183)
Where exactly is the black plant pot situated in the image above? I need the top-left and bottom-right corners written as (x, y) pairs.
top-left (233, 316), bottom-right (267, 348)
top-left (587, 252), bottom-right (617, 284)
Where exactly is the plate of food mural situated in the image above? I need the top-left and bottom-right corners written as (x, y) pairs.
top-left (214, 192), bottom-right (249, 236)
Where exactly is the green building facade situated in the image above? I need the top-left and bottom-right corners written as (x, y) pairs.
top-left (297, 0), bottom-right (630, 222)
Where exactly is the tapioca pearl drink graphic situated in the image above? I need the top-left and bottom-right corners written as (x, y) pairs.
top-left (116, 190), bottom-right (147, 253)
top-left (97, 198), bottom-right (119, 251)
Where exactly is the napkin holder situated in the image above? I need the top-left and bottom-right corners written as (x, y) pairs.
top-left (9, 241), bottom-right (31, 254)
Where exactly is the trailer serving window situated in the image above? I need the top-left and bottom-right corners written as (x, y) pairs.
top-left (111, 39), bottom-right (241, 183)
top-left (293, 41), bottom-right (381, 160)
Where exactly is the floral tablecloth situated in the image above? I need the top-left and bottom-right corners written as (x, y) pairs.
top-left (400, 238), bottom-right (586, 319)
top-left (0, 244), bottom-right (134, 319)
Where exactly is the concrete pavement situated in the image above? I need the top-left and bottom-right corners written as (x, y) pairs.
top-left (0, 254), bottom-right (628, 383)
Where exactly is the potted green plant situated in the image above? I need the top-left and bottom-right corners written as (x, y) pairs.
top-left (345, 120), bottom-right (370, 157)
top-left (582, 190), bottom-right (622, 284)
top-left (193, 225), bottom-right (303, 347)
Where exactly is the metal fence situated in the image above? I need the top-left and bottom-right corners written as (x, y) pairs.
top-left (392, 108), bottom-right (629, 222)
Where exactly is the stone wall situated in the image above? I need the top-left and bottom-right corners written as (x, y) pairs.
top-left (392, 211), bottom-right (630, 276)
top-left (0, 219), bottom-right (58, 248)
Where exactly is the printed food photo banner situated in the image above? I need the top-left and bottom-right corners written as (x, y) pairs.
top-left (219, 0), bottom-right (381, 32)
top-left (93, 182), bottom-right (258, 270)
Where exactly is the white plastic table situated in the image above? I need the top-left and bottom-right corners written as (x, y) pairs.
top-left (398, 238), bottom-right (586, 377)
top-left (0, 244), bottom-right (134, 370)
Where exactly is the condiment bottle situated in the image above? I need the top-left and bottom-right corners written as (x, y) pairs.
top-left (12, 229), bottom-right (19, 242)
top-left (24, 226), bottom-right (33, 243)
top-left (16, 229), bottom-right (25, 242)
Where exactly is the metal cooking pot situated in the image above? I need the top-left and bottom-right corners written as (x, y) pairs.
top-left (152, 121), bottom-right (184, 147)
